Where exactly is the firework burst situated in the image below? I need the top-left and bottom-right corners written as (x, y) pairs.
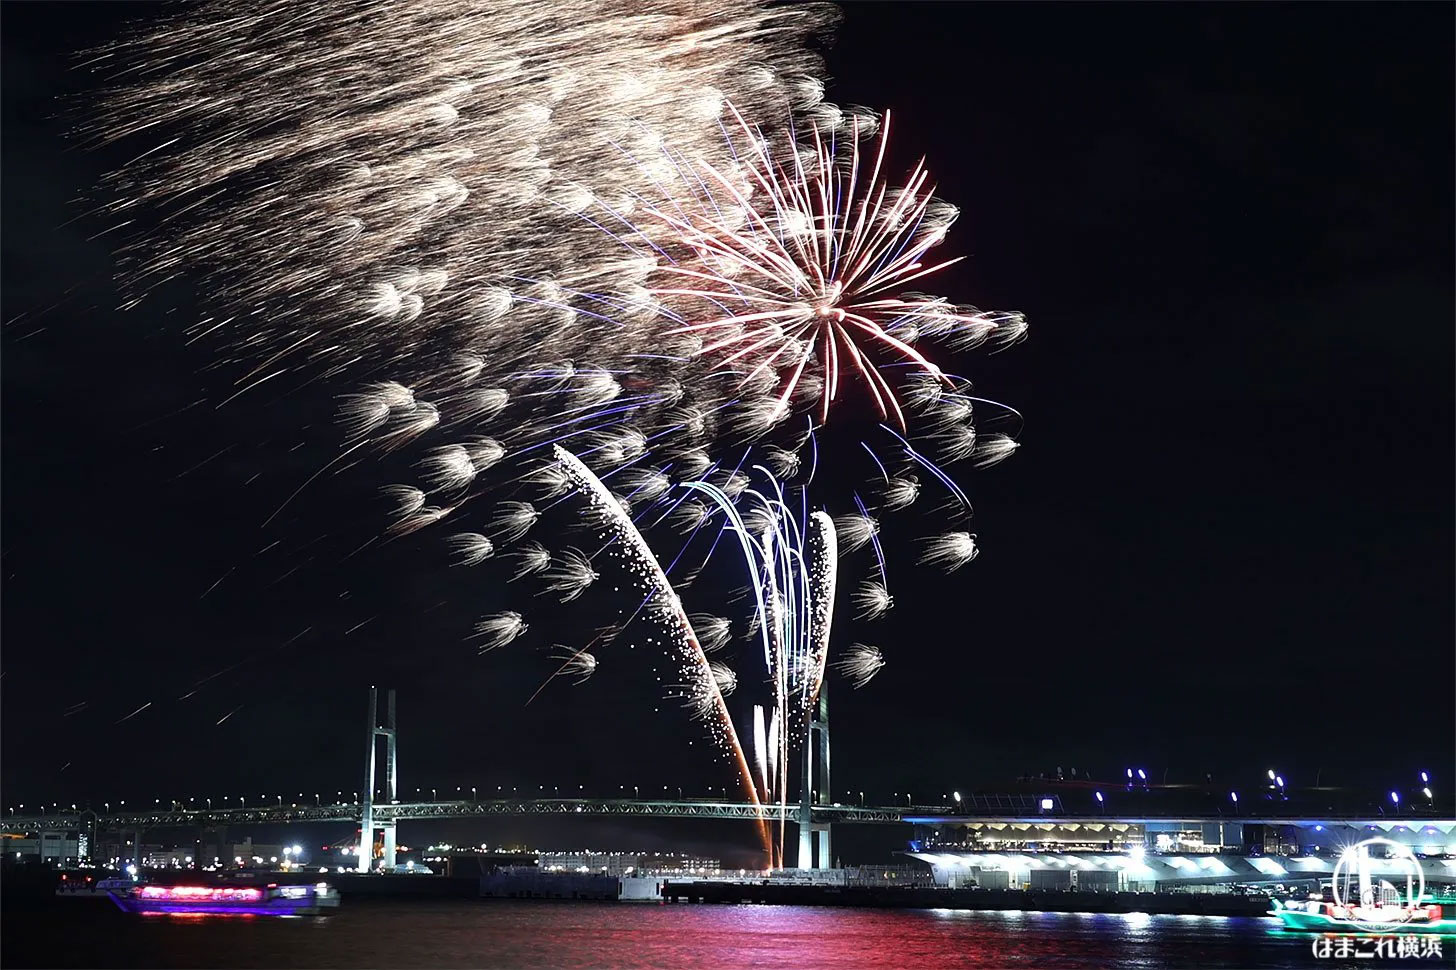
top-left (834, 643), bottom-right (885, 689)
top-left (83, 1), bottom-right (1028, 869)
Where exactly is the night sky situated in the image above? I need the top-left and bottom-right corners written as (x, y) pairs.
top-left (3, 3), bottom-right (1451, 862)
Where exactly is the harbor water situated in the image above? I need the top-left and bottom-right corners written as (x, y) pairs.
top-left (3, 896), bottom-right (1427, 968)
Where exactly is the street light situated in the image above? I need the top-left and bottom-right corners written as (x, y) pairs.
top-left (953, 791), bottom-right (962, 807)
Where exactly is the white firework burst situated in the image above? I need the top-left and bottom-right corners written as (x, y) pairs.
top-left (920, 532), bottom-right (979, 572)
top-left (541, 547), bottom-right (599, 602)
top-left (447, 532), bottom-right (495, 566)
top-left (881, 475), bottom-right (919, 511)
top-left (689, 614), bottom-right (732, 653)
top-left (382, 485), bottom-right (426, 518)
top-left (833, 513), bottom-right (880, 554)
top-left (551, 647), bottom-right (598, 685)
top-left (420, 444), bottom-right (477, 491)
top-left (488, 501), bottom-right (539, 543)
top-left (472, 611), bottom-right (527, 653)
top-left (852, 581), bottom-right (893, 620)
top-left (507, 541), bottom-right (552, 581)
top-left (972, 433), bottom-right (1020, 468)
top-left (710, 661), bottom-right (738, 698)
top-left (834, 643), bottom-right (885, 689)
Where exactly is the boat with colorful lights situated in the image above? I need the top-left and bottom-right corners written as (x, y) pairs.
top-left (1270, 893), bottom-right (1456, 934)
top-left (107, 880), bottom-right (341, 916)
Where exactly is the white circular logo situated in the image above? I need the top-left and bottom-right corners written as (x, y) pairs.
top-left (1329, 837), bottom-right (1426, 930)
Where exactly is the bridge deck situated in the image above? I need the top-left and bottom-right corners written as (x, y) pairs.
top-left (5, 798), bottom-right (1449, 831)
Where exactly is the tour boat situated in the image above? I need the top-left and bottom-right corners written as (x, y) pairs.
top-left (107, 881), bottom-right (340, 916)
top-left (1270, 893), bottom-right (1456, 934)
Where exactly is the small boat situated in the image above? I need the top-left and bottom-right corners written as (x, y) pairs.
top-left (1271, 894), bottom-right (1456, 934)
top-left (108, 881), bottom-right (341, 916)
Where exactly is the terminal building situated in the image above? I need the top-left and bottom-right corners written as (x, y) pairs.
top-left (901, 785), bottom-right (1455, 894)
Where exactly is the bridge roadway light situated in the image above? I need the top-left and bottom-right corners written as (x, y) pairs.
top-left (953, 791), bottom-right (961, 806)
top-left (1424, 788), bottom-right (1433, 800)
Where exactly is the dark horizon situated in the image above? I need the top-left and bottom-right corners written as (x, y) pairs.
top-left (3, 1), bottom-right (1452, 866)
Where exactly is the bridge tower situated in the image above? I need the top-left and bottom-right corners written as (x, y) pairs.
top-left (359, 687), bottom-right (398, 872)
top-left (796, 684), bottom-right (832, 869)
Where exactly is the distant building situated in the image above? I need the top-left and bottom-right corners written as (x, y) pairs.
top-left (538, 851), bottom-right (722, 876)
top-left (4, 830), bottom-right (84, 865)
